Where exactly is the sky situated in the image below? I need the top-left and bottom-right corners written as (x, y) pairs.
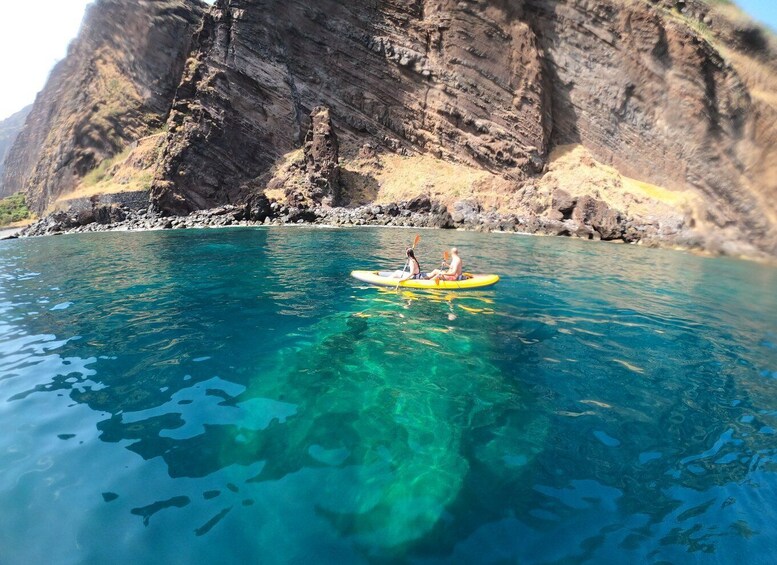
top-left (0, 0), bottom-right (774, 121)
top-left (0, 0), bottom-right (93, 120)
top-left (736, 1), bottom-right (777, 32)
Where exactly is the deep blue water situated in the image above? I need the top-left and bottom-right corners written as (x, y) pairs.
top-left (0, 227), bottom-right (776, 564)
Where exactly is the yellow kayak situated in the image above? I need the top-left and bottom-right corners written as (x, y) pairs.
top-left (351, 270), bottom-right (500, 290)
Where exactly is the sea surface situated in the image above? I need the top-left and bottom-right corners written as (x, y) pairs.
top-left (1, 227), bottom-right (776, 564)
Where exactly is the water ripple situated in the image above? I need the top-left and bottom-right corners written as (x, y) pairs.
top-left (0, 228), bottom-right (775, 564)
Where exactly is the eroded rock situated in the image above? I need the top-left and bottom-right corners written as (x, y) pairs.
top-left (303, 106), bottom-right (341, 206)
top-left (4, 0), bottom-right (777, 256)
top-left (548, 189), bottom-right (576, 222)
top-left (571, 196), bottom-right (623, 240)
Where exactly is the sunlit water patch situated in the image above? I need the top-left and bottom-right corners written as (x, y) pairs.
top-left (0, 228), bottom-right (776, 564)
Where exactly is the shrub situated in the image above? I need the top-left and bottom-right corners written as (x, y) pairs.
top-left (0, 193), bottom-right (32, 227)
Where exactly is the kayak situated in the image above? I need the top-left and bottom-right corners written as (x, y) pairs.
top-left (351, 270), bottom-right (500, 290)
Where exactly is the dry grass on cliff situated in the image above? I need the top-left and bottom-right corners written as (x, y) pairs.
top-left (268, 141), bottom-right (704, 229)
top-left (54, 134), bottom-right (164, 207)
top-left (264, 147), bottom-right (514, 210)
top-left (89, 57), bottom-right (145, 144)
top-left (341, 153), bottom-right (503, 207)
top-left (720, 47), bottom-right (777, 108)
top-left (346, 145), bottom-right (703, 222)
top-left (537, 144), bottom-right (703, 222)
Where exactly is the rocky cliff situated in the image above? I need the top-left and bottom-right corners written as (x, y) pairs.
top-left (0, 105), bottom-right (31, 196)
top-left (148, 0), bottom-right (776, 254)
top-left (0, 0), bottom-right (205, 213)
top-left (5, 0), bottom-right (777, 256)
top-left (150, 0), bottom-right (553, 212)
top-left (526, 0), bottom-right (777, 252)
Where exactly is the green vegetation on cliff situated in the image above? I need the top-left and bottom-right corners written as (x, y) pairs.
top-left (0, 193), bottom-right (32, 227)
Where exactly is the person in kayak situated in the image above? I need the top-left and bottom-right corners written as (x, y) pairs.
top-left (391, 248), bottom-right (425, 279)
top-left (427, 247), bottom-right (464, 281)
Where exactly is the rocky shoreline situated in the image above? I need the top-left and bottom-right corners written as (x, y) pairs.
top-left (5, 192), bottom-right (766, 261)
top-left (1, 0), bottom-right (775, 263)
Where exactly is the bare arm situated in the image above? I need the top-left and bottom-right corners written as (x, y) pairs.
top-left (447, 257), bottom-right (462, 275)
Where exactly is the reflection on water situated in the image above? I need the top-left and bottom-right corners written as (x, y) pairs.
top-left (0, 228), bottom-right (776, 564)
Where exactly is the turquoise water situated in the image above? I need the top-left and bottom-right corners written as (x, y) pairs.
top-left (1, 227), bottom-right (776, 564)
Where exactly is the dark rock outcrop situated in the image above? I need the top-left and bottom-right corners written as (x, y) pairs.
top-left (548, 189), bottom-right (575, 221)
top-left (546, 190), bottom-right (623, 240)
top-left (451, 199), bottom-right (481, 225)
top-left (246, 193), bottom-right (272, 222)
top-left (150, 0), bottom-right (552, 213)
top-left (0, 105), bottom-right (32, 196)
top-left (5, 0), bottom-right (777, 255)
top-left (302, 106), bottom-right (341, 206)
top-left (1, 0), bottom-right (205, 213)
top-left (144, 0), bottom-right (775, 254)
top-left (571, 196), bottom-right (622, 241)
top-left (526, 0), bottom-right (777, 251)
top-left (17, 192), bottom-right (770, 260)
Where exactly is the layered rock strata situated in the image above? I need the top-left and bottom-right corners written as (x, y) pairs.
top-left (526, 0), bottom-right (777, 252)
top-left (3, 0), bottom-right (777, 255)
top-left (150, 0), bottom-right (552, 212)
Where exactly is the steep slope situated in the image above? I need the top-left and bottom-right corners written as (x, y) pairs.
top-left (150, 0), bottom-right (552, 212)
top-left (525, 0), bottom-right (777, 251)
top-left (1, 0), bottom-right (205, 214)
top-left (0, 105), bottom-right (31, 196)
top-left (6, 0), bottom-right (777, 255)
top-left (146, 0), bottom-right (776, 253)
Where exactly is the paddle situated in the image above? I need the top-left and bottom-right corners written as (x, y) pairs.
top-left (435, 250), bottom-right (451, 286)
top-left (395, 234), bottom-right (421, 290)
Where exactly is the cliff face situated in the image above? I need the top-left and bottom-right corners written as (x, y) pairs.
top-left (5, 0), bottom-right (777, 254)
top-left (151, 0), bottom-right (552, 213)
top-left (526, 0), bottom-right (777, 250)
top-left (1, 0), bottom-right (205, 213)
top-left (0, 105), bottom-right (31, 196)
top-left (147, 0), bottom-right (776, 252)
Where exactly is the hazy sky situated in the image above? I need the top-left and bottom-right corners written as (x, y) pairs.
top-left (0, 0), bottom-right (773, 121)
top-left (0, 0), bottom-right (93, 120)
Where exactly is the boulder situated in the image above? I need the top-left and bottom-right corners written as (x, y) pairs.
top-left (498, 216), bottom-right (517, 232)
top-left (93, 204), bottom-right (126, 225)
top-left (49, 211), bottom-right (77, 231)
top-left (76, 208), bottom-right (96, 226)
top-left (548, 189), bottom-right (576, 221)
top-left (571, 196), bottom-right (623, 240)
top-left (287, 207), bottom-right (318, 224)
top-left (452, 199), bottom-right (480, 225)
top-left (428, 211), bottom-right (454, 229)
top-left (407, 195), bottom-right (432, 213)
top-left (538, 218), bottom-right (571, 237)
top-left (247, 193), bottom-right (272, 222)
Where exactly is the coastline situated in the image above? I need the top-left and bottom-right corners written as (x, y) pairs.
top-left (0, 225), bottom-right (28, 239)
top-left (4, 198), bottom-right (775, 265)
